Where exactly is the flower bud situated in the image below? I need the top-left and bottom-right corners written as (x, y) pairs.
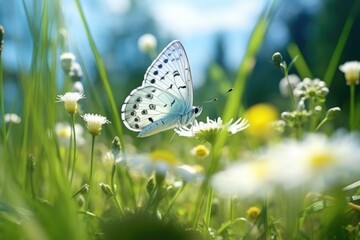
top-left (99, 183), bottom-right (113, 197)
top-left (60, 52), bottom-right (75, 73)
top-left (272, 52), bottom-right (283, 68)
top-left (69, 62), bottom-right (83, 82)
top-left (138, 34), bottom-right (157, 54)
top-left (146, 177), bottom-right (155, 195)
top-left (72, 81), bottom-right (84, 93)
top-left (112, 136), bottom-right (121, 157)
top-left (325, 107), bottom-right (341, 120)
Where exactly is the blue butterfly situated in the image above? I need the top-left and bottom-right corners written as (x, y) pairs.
top-left (121, 40), bottom-right (202, 137)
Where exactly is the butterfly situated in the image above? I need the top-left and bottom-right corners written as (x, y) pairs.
top-left (121, 40), bottom-right (202, 137)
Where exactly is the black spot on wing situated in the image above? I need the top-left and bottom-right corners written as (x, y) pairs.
top-left (173, 70), bottom-right (180, 77)
top-left (149, 104), bottom-right (156, 110)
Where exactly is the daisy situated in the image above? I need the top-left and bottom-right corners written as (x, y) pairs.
top-left (211, 157), bottom-right (276, 198)
top-left (55, 122), bottom-right (85, 146)
top-left (57, 92), bottom-right (85, 114)
top-left (81, 113), bottom-right (110, 136)
top-left (270, 132), bottom-right (360, 190)
top-left (339, 61), bottom-right (360, 85)
top-left (175, 117), bottom-right (248, 144)
top-left (117, 150), bottom-right (178, 177)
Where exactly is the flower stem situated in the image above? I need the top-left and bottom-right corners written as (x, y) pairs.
top-left (70, 114), bottom-right (77, 185)
top-left (284, 69), bottom-right (296, 110)
top-left (350, 84), bottom-right (355, 131)
top-left (204, 188), bottom-right (213, 229)
top-left (163, 182), bottom-right (186, 219)
top-left (86, 134), bottom-right (96, 210)
top-left (89, 135), bottom-right (95, 186)
top-left (66, 115), bottom-right (74, 178)
top-left (111, 160), bottom-right (124, 215)
top-left (192, 144), bottom-right (217, 231)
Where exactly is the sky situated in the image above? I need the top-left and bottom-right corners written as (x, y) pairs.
top-left (66, 0), bottom-right (269, 87)
top-left (1, 0), bottom-right (268, 98)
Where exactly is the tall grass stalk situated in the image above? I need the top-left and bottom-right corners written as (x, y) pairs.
top-left (73, 0), bottom-right (125, 149)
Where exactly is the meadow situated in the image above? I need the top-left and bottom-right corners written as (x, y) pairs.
top-left (1, 1), bottom-right (360, 239)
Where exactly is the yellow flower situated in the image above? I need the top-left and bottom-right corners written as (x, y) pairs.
top-left (244, 103), bottom-right (278, 139)
top-left (82, 113), bottom-right (110, 136)
top-left (246, 206), bottom-right (261, 220)
top-left (191, 144), bottom-right (209, 158)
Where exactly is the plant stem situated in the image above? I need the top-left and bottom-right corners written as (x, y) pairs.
top-left (192, 144), bottom-right (217, 231)
top-left (70, 114), bottom-right (77, 185)
top-left (111, 160), bottom-right (124, 214)
top-left (86, 134), bottom-right (96, 210)
top-left (350, 84), bottom-right (355, 131)
top-left (284, 68), bottom-right (296, 110)
top-left (66, 115), bottom-right (73, 179)
top-left (163, 182), bottom-right (186, 219)
top-left (89, 135), bottom-right (95, 186)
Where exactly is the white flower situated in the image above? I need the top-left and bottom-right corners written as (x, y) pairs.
top-left (175, 164), bottom-right (203, 183)
top-left (279, 74), bottom-right (301, 97)
top-left (55, 122), bottom-right (85, 146)
top-left (60, 52), bottom-right (76, 73)
top-left (4, 113), bottom-right (21, 124)
top-left (57, 92), bottom-right (85, 114)
top-left (175, 117), bottom-right (249, 143)
top-left (82, 113), bottom-right (110, 136)
top-left (69, 62), bottom-right (83, 82)
top-left (212, 132), bottom-right (360, 199)
top-left (293, 78), bottom-right (329, 103)
top-left (117, 150), bottom-right (178, 176)
top-left (72, 81), bottom-right (84, 93)
top-left (339, 61), bottom-right (360, 85)
top-left (211, 157), bottom-right (276, 198)
top-left (138, 33), bottom-right (157, 54)
top-left (270, 132), bottom-right (360, 190)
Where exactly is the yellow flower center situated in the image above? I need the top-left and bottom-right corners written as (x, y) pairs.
top-left (252, 162), bottom-right (268, 179)
top-left (308, 151), bottom-right (334, 170)
top-left (150, 150), bottom-right (178, 165)
top-left (58, 127), bottom-right (71, 138)
top-left (192, 144), bottom-right (209, 158)
top-left (345, 70), bottom-right (360, 85)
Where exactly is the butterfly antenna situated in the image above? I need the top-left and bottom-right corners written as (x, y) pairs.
top-left (201, 88), bottom-right (233, 104)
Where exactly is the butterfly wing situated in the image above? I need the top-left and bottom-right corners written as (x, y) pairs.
top-left (142, 40), bottom-right (193, 109)
top-left (121, 85), bottom-right (185, 132)
top-left (121, 40), bottom-right (194, 136)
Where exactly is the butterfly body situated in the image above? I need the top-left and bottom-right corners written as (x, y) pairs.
top-left (121, 40), bottom-right (202, 137)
